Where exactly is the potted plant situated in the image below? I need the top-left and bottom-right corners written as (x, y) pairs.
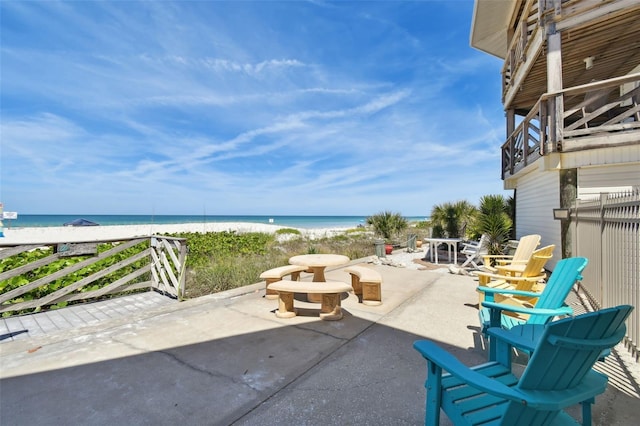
top-left (385, 243), bottom-right (394, 255)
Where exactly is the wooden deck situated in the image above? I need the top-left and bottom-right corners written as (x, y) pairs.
top-left (0, 291), bottom-right (175, 342)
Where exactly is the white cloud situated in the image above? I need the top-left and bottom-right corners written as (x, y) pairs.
top-left (0, 0), bottom-right (509, 215)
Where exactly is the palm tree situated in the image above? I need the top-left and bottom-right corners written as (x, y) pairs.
top-left (506, 195), bottom-right (516, 239)
top-left (477, 195), bottom-right (512, 255)
top-left (429, 200), bottom-right (477, 238)
top-left (366, 211), bottom-right (408, 241)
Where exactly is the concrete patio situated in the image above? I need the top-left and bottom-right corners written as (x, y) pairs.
top-left (1, 253), bottom-right (639, 425)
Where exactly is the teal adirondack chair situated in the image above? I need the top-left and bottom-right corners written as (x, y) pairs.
top-left (413, 305), bottom-right (633, 426)
top-left (477, 257), bottom-right (588, 334)
top-left (478, 257), bottom-right (588, 361)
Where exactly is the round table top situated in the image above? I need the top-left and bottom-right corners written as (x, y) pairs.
top-left (289, 254), bottom-right (350, 267)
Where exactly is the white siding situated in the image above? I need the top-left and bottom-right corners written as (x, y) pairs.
top-left (561, 145), bottom-right (640, 169)
top-left (515, 169), bottom-right (562, 269)
top-left (577, 163), bottom-right (640, 200)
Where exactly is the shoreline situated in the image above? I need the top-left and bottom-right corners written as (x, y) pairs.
top-left (0, 222), bottom-right (354, 245)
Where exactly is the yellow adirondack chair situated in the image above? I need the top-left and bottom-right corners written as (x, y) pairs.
top-left (476, 244), bottom-right (555, 305)
top-left (481, 234), bottom-right (541, 272)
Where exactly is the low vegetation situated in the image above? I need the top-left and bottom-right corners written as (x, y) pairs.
top-left (169, 229), bottom-right (375, 299)
top-left (428, 194), bottom-right (515, 254)
top-left (365, 211), bottom-right (408, 243)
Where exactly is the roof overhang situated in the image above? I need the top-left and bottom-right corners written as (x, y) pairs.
top-left (469, 0), bottom-right (519, 59)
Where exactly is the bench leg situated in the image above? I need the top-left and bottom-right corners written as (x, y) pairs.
top-left (350, 274), bottom-right (362, 297)
top-left (275, 291), bottom-right (297, 318)
top-left (265, 278), bottom-right (280, 300)
top-left (362, 282), bottom-right (382, 306)
top-left (319, 293), bottom-right (343, 321)
top-left (267, 272), bottom-right (302, 300)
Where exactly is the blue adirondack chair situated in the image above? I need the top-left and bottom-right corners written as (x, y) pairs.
top-left (478, 257), bottom-right (588, 361)
top-left (413, 305), bottom-right (633, 426)
top-left (478, 257), bottom-right (588, 333)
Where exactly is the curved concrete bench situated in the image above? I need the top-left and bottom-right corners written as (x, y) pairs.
top-left (260, 265), bottom-right (309, 299)
top-left (344, 265), bottom-right (382, 306)
top-left (269, 280), bottom-right (352, 321)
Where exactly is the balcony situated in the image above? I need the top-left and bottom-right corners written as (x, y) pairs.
top-left (501, 0), bottom-right (640, 112)
top-left (501, 73), bottom-right (640, 179)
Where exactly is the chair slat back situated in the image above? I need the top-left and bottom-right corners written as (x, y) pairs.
top-left (521, 245), bottom-right (555, 277)
top-left (526, 257), bottom-right (588, 325)
top-left (510, 234), bottom-right (541, 263)
top-left (503, 305), bottom-right (633, 424)
top-left (521, 305), bottom-right (632, 389)
top-left (477, 234), bottom-right (490, 252)
top-left (509, 245), bottom-right (555, 292)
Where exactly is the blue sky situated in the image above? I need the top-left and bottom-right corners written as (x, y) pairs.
top-left (1, 0), bottom-right (508, 216)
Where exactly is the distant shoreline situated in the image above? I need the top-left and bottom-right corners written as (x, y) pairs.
top-left (0, 222), bottom-right (354, 245)
top-left (2, 214), bottom-right (428, 229)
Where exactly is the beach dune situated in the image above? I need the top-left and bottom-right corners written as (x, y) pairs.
top-left (0, 222), bottom-right (351, 245)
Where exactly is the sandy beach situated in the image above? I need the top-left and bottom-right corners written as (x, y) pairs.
top-left (0, 222), bottom-right (353, 245)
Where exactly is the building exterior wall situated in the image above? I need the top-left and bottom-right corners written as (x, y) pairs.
top-left (560, 145), bottom-right (640, 174)
top-left (577, 162), bottom-right (640, 200)
top-left (515, 168), bottom-right (562, 270)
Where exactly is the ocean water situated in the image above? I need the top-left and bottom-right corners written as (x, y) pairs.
top-left (5, 214), bottom-right (428, 229)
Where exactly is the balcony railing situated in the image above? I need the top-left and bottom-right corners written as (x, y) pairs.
top-left (501, 0), bottom-right (540, 100)
top-left (501, 74), bottom-right (640, 179)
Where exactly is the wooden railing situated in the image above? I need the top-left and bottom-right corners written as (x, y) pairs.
top-left (501, 0), bottom-right (540, 99)
top-left (0, 235), bottom-right (187, 315)
top-left (501, 74), bottom-right (640, 178)
top-left (501, 98), bottom-right (546, 179)
top-left (572, 189), bottom-right (640, 360)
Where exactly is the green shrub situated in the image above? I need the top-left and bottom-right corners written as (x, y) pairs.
top-left (366, 211), bottom-right (408, 241)
top-left (275, 228), bottom-right (301, 235)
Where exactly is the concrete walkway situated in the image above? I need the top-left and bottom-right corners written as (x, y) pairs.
top-left (1, 257), bottom-right (638, 425)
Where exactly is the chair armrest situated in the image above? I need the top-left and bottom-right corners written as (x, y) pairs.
top-left (482, 255), bottom-right (513, 260)
top-left (486, 324), bottom-right (545, 353)
top-left (481, 300), bottom-right (573, 317)
top-left (475, 272), bottom-right (546, 283)
top-left (476, 286), bottom-right (543, 299)
top-left (461, 244), bottom-right (480, 253)
top-left (497, 259), bottom-right (528, 266)
top-left (413, 340), bottom-right (529, 402)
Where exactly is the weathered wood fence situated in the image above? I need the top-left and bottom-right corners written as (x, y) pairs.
top-left (572, 188), bottom-right (640, 360)
top-left (0, 236), bottom-right (187, 316)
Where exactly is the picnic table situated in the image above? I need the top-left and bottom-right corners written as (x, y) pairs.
top-left (289, 254), bottom-right (350, 302)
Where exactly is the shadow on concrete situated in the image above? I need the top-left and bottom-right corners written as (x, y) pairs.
top-left (1, 265), bottom-right (638, 426)
top-left (0, 316), bottom-right (486, 425)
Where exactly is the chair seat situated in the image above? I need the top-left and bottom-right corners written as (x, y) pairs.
top-left (436, 358), bottom-right (607, 425)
